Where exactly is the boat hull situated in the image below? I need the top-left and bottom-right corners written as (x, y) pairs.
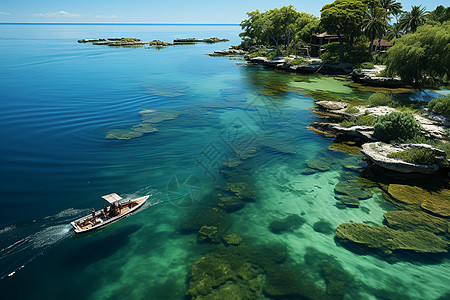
top-left (71, 195), bottom-right (149, 234)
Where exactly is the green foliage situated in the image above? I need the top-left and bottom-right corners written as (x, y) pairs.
top-left (345, 106), bottom-right (360, 114)
top-left (355, 114), bottom-right (377, 126)
top-left (428, 95), bottom-right (450, 117)
top-left (399, 5), bottom-right (428, 33)
top-left (248, 50), bottom-right (277, 60)
top-left (428, 5), bottom-right (450, 24)
top-left (340, 114), bottom-right (377, 127)
top-left (320, 38), bottom-right (372, 63)
top-left (385, 22), bottom-right (450, 85)
top-left (360, 62), bottom-right (375, 69)
top-left (373, 112), bottom-right (421, 142)
top-left (368, 92), bottom-right (392, 107)
top-left (240, 6), bottom-right (319, 55)
top-left (320, 0), bottom-right (367, 61)
top-left (387, 148), bottom-right (439, 165)
top-left (363, 6), bottom-right (390, 53)
top-left (290, 58), bottom-right (308, 65)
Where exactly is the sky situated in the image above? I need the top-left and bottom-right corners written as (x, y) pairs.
top-left (0, 0), bottom-right (445, 24)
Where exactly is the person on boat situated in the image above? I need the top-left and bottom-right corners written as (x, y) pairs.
top-left (103, 204), bottom-right (108, 217)
top-left (91, 208), bottom-right (95, 219)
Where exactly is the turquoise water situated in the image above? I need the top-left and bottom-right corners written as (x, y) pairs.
top-left (0, 24), bottom-right (449, 299)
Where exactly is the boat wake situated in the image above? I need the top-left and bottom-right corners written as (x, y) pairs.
top-left (0, 208), bottom-right (86, 280)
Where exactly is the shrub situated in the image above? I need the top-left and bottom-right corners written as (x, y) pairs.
top-left (373, 112), bottom-right (421, 142)
top-left (360, 62), bottom-right (374, 69)
top-left (387, 148), bottom-right (439, 165)
top-left (345, 106), bottom-right (359, 114)
top-left (339, 115), bottom-right (377, 128)
top-left (428, 95), bottom-right (450, 117)
top-left (290, 58), bottom-right (308, 65)
top-left (248, 50), bottom-right (277, 60)
top-left (368, 92), bottom-right (393, 107)
top-left (355, 115), bottom-right (377, 126)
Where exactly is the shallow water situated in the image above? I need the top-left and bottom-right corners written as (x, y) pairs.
top-left (0, 24), bottom-right (449, 299)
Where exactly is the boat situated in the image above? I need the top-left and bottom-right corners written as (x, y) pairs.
top-left (71, 193), bottom-right (149, 234)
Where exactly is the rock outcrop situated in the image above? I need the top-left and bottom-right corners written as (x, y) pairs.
top-left (361, 142), bottom-right (441, 175)
top-left (336, 222), bottom-right (449, 255)
top-left (209, 49), bottom-right (247, 56)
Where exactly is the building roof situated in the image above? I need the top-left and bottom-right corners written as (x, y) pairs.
top-left (372, 39), bottom-right (393, 47)
top-left (313, 32), bottom-right (339, 38)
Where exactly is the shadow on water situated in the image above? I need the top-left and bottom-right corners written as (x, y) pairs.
top-left (63, 224), bottom-right (141, 269)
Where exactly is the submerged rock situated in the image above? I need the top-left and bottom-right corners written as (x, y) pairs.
top-left (217, 195), bottom-right (246, 212)
top-left (223, 233), bottom-right (243, 246)
top-left (334, 180), bottom-right (373, 200)
top-left (105, 129), bottom-right (143, 140)
top-left (268, 214), bottom-right (306, 234)
top-left (198, 225), bottom-right (221, 243)
top-left (387, 184), bottom-right (450, 217)
top-left (130, 123), bottom-right (158, 133)
top-left (384, 211), bottom-right (449, 235)
top-left (225, 182), bottom-right (256, 201)
top-left (313, 220), bottom-right (334, 235)
top-left (336, 222), bottom-right (450, 255)
top-left (140, 109), bottom-right (178, 123)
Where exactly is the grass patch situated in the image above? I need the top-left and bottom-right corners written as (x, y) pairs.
top-left (345, 106), bottom-right (359, 114)
top-left (340, 115), bottom-right (377, 128)
top-left (387, 148), bottom-right (439, 165)
top-left (290, 58), bottom-right (308, 65)
top-left (428, 95), bottom-right (450, 117)
top-left (248, 50), bottom-right (277, 60)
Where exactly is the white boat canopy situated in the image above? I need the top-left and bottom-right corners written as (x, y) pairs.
top-left (101, 193), bottom-right (123, 204)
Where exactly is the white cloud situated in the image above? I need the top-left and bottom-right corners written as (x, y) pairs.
top-left (95, 15), bottom-right (118, 19)
top-left (0, 12), bottom-right (11, 15)
top-left (33, 11), bottom-right (81, 18)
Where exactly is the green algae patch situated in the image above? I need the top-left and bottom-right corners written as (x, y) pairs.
top-left (225, 182), bottom-right (256, 201)
top-left (384, 211), bottom-right (449, 235)
top-left (187, 243), bottom-right (288, 299)
top-left (336, 223), bottom-right (449, 255)
top-left (268, 214), bottom-right (306, 234)
top-left (105, 129), bottom-right (144, 140)
top-left (130, 123), bottom-right (158, 133)
top-left (140, 109), bottom-right (178, 123)
top-left (198, 225), bottom-right (221, 243)
top-left (328, 141), bottom-right (362, 155)
top-left (388, 184), bottom-right (450, 217)
top-left (334, 180), bottom-right (373, 200)
top-left (223, 233), bottom-right (243, 246)
top-left (217, 195), bottom-right (246, 212)
top-left (263, 265), bottom-right (327, 299)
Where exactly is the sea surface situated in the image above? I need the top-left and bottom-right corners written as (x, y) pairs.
top-left (0, 24), bottom-right (449, 299)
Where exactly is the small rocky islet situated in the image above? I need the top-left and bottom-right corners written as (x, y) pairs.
top-left (77, 37), bottom-right (229, 48)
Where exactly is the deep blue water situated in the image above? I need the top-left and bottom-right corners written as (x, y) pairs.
top-left (0, 24), bottom-right (449, 300)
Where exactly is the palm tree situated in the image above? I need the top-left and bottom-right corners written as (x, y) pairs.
top-left (380, 0), bottom-right (403, 18)
top-left (363, 6), bottom-right (389, 53)
top-left (399, 5), bottom-right (428, 33)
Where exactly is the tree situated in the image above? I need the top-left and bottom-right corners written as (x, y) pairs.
top-left (385, 21), bottom-right (450, 85)
top-left (239, 6), bottom-right (318, 56)
top-left (399, 5), bottom-right (428, 33)
top-left (362, 6), bottom-right (389, 52)
top-left (320, 0), bottom-right (367, 61)
top-left (380, 0), bottom-right (403, 18)
top-left (428, 5), bottom-right (450, 24)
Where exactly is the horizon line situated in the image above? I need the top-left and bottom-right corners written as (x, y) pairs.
top-left (0, 22), bottom-right (240, 26)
